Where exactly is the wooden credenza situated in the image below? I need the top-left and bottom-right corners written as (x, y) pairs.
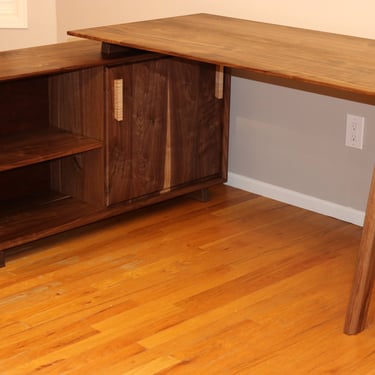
top-left (1, 13), bottom-right (375, 335)
top-left (0, 40), bottom-right (230, 265)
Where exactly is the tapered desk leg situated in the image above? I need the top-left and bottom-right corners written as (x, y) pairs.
top-left (344, 167), bottom-right (375, 334)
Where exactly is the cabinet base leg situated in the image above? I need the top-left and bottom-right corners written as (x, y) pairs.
top-left (188, 188), bottom-right (211, 202)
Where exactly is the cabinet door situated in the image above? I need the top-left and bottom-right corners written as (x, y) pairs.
top-left (106, 57), bottom-right (225, 206)
top-left (106, 60), bottom-right (168, 205)
top-left (168, 59), bottom-right (223, 188)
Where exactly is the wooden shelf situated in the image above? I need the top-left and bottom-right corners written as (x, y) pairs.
top-left (0, 128), bottom-right (102, 172)
top-left (0, 192), bottom-right (101, 251)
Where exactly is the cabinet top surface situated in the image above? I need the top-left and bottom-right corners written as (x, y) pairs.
top-left (0, 39), bottom-right (153, 82)
top-left (68, 13), bottom-right (375, 99)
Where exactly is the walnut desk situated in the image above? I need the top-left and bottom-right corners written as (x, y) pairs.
top-left (68, 13), bottom-right (375, 335)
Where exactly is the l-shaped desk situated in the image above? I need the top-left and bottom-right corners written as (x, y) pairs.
top-left (0, 13), bottom-right (373, 336)
top-left (68, 13), bottom-right (375, 335)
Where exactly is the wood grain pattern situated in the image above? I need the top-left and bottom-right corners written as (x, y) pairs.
top-left (0, 40), bottom-right (156, 82)
top-left (0, 129), bottom-right (102, 172)
top-left (105, 59), bottom-right (168, 205)
top-left (0, 194), bottom-right (98, 251)
top-left (68, 13), bottom-right (375, 100)
top-left (106, 57), bottom-right (228, 206)
top-left (49, 67), bottom-right (106, 206)
top-left (1, 185), bottom-right (373, 374)
top-left (0, 40), bottom-right (104, 81)
top-left (0, 176), bottom-right (226, 256)
top-left (169, 59), bottom-right (224, 187)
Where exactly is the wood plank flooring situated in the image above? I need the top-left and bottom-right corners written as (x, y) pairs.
top-left (1, 185), bottom-right (375, 374)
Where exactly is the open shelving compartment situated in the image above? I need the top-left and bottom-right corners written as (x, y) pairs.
top-left (0, 67), bottom-right (106, 257)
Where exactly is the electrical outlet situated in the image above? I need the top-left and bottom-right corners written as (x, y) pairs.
top-left (345, 114), bottom-right (365, 149)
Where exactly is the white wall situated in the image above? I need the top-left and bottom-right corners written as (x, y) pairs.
top-left (0, 0), bottom-right (56, 50)
top-left (2, 0), bottom-right (375, 224)
top-left (56, 1), bottom-right (218, 42)
top-left (56, 0), bottom-right (375, 41)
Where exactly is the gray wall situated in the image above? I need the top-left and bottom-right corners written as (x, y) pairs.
top-left (228, 75), bottom-right (375, 222)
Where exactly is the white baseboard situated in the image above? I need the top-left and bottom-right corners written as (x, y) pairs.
top-left (227, 172), bottom-right (365, 227)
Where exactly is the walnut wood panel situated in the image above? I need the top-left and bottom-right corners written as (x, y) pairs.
top-left (0, 194), bottom-right (100, 251)
top-left (106, 57), bottom-right (228, 206)
top-left (68, 13), bottom-right (375, 100)
top-left (0, 176), bottom-right (225, 257)
top-left (49, 67), bottom-right (104, 140)
top-left (222, 71), bottom-right (231, 180)
top-left (0, 128), bottom-right (102, 172)
top-left (50, 151), bottom-right (104, 208)
top-left (49, 67), bottom-right (105, 206)
top-left (0, 40), bottom-right (157, 82)
top-left (169, 59), bottom-right (224, 186)
top-left (106, 59), bottom-right (168, 205)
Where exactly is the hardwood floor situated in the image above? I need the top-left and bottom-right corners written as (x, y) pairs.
top-left (1, 185), bottom-right (375, 374)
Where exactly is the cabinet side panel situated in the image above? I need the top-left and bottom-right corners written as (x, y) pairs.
top-left (49, 67), bottom-right (104, 139)
top-left (50, 150), bottom-right (104, 207)
top-left (221, 71), bottom-right (231, 181)
top-left (196, 62), bottom-right (225, 179)
top-left (49, 67), bottom-right (105, 206)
